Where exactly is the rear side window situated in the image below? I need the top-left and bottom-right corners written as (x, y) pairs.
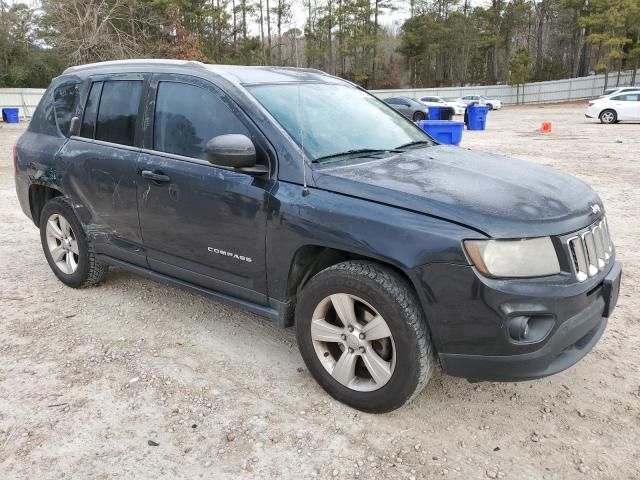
top-left (28, 90), bottom-right (58, 136)
top-left (80, 81), bottom-right (103, 139)
top-left (54, 83), bottom-right (79, 136)
top-left (153, 81), bottom-right (249, 159)
top-left (94, 80), bottom-right (143, 146)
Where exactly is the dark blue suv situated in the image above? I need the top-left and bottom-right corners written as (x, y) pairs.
top-left (14, 60), bottom-right (622, 412)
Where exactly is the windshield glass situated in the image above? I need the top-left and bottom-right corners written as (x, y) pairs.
top-left (248, 83), bottom-right (431, 162)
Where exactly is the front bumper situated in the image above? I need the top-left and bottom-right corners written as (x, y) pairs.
top-left (412, 260), bottom-right (622, 382)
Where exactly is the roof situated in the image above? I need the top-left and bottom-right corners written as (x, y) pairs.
top-left (62, 59), bottom-right (345, 86)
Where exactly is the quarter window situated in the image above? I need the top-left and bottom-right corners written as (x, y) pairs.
top-left (153, 81), bottom-right (249, 159)
top-left (53, 83), bottom-right (79, 136)
top-left (94, 80), bottom-right (143, 146)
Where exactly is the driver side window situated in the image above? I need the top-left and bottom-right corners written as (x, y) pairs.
top-left (153, 81), bottom-right (250, 160)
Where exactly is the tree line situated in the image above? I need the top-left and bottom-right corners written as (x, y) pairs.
top-left (0, 0), bottom-right (638, 90)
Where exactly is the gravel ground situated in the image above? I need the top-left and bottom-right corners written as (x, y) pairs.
top-left (0, 104), bottom-right (638, 480)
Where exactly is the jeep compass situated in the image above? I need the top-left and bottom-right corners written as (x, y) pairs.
top-left (14, 60), bottom-right (622, 412)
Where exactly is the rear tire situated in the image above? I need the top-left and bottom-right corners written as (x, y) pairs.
top-left (40, 197), bottom-right (108, 288)
top-left (295, 261), bottom-right (434, 413)
top-left (413, 111), bottom-right (426, 122)
top-left (599, 109), bottom-right (617, 124)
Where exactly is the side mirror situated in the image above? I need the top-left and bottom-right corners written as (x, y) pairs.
top-left (69, 116), bottom-right (81, 136)
top-left (205, 134), bottom-right (256, 168)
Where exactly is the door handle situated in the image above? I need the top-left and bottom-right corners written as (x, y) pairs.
top-left (141, 170), bottom-right (171, 183)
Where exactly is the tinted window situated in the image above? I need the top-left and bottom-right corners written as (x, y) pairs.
top-left (54, 83), bottom-right (79, 136)
top-left (95, 80), bottom-right (143, 146)
top-left (153, 81), bottom-right (249, 159)
top-left (385, 98), bottom-right (399, 104)
top-left (29, 90), bottom-right (58, 136)
top-left (617, 94), bottom-right (640, 101)
top-left (80, 81), bottom-right (103, 139)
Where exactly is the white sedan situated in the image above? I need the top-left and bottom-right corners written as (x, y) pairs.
top-left (586, 91), bottom-right (640, 124)
top-left (417, 96), bottom-right (466, 115)
top-left (456, 95), bottom-right (503, 110)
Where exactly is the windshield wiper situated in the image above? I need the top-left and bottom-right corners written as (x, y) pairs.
top-left (395, 140), bottom-right (433, 150)
top-left (312, 148), bottom-right (402, 163)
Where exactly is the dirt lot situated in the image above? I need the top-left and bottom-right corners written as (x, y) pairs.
top-left (0, 104), bottom-right (638, 480)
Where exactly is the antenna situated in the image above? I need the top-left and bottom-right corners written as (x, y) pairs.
top-left (293, 7), bottom-right (309, 197)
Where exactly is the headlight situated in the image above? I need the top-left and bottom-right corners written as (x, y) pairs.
top-left (464, 237), bottom-right (560, 278)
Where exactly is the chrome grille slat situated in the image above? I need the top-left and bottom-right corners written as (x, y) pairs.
top-left (566, 216), bottom-right (613, 282)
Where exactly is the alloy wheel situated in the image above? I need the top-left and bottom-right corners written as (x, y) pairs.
top-left (310, 293), bottom-right (396, 392)
top-left (45, 213), bottom-right (79, 275)
top-left (601, 111), bottom-right (615, 124)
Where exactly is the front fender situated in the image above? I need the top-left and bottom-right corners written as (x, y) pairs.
top-left (266, 181), bottom-right (480, 301)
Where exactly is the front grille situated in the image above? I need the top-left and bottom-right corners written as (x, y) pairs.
top-left (567, 217), bottom-right (613, 282)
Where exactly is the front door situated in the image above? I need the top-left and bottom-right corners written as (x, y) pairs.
top-left (622, 94), bottom-right (640, 120)
top-left (137, 75), bottom-right (275, 304)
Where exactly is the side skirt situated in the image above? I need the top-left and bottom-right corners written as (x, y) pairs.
top-left (97, 254), bottom-right (289, 326)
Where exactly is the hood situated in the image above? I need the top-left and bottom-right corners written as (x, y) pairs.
top-left (313, 146), bottom-right (601, 238)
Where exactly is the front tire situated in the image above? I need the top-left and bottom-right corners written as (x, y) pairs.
top-left (599, 109), bottom-right (617, 124)
top-left (40, 197), bottom-right (108, 288)
top-left (296, 261), bottom-right (434, 413)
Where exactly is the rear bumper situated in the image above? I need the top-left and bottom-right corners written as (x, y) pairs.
top-left (15, 173), bottom-right (33, 222)
top-left (412, 261), bottom-right (622, 382)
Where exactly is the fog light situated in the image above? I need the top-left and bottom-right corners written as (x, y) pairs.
top-left (509, 316), bottom-right (530, 341)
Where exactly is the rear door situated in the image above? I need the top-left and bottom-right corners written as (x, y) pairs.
top-left (59, 74), bottom-right (147, 266)
top-left (136, 74), bottom-right (275, 304)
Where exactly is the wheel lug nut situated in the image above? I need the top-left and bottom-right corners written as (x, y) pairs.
top-left (348, 347), bottom-right (354, 353)
top-left (348, 326), bottom-right (354, 332)
top-left (341, 334), bottom-right (347, 340)
top-left (359, 346), bottom-right (365, 353)
top-left (359, 333), bottom-right (365, 340)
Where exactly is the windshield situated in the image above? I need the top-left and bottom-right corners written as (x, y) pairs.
top-left (248, 83), bottom-right (431, 162)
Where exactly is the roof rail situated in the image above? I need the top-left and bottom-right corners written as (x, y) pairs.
top-left (63, 59), bottom-right (207, 74)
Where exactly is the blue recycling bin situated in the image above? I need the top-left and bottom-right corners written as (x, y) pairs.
top-left (466, 105), bottom-right (489, 130)
top-left (427, 106), bottom-right (442, 120)
top-left (2, 108), bottom-right (19, 123)
top-left (416, 120), bottom-right (464, 146)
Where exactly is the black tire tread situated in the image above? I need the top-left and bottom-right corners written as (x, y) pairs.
top-left (413, 111), bottom-right (426, 121)
top-left (599, 109), bottom-right (617, 124)
top-left (41, 197), bottom-right (108, 288)
top-left (311, 261), bottom-right (434, 406)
